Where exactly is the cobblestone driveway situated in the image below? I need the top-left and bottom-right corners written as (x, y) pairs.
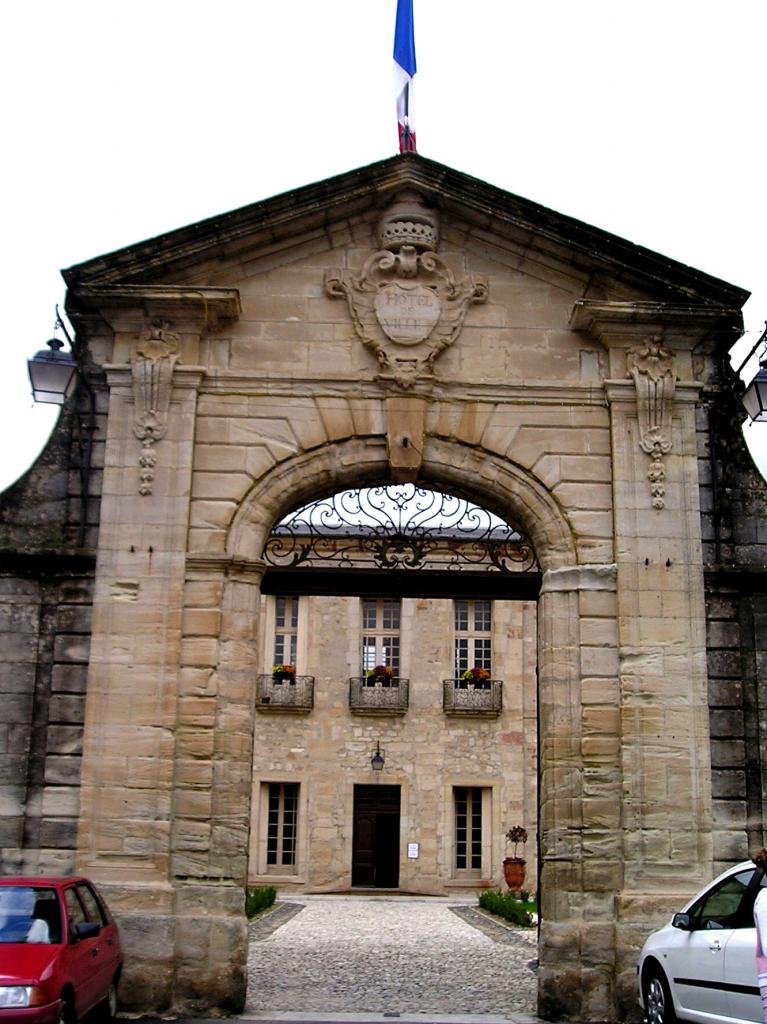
top-left (245, 896), bottom-right (537, 1018)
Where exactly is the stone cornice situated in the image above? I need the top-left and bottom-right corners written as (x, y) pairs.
top-left (66, 285), bottom-right (241, 333)
top-left (105, 365), bottom-right (206, 390)
top-left (97, 371), bottom-right (613, 406)
top-left (604, 379), bottom-right (702, 404)
top-left (204, 375), bottom-right (611, 407)
top-left (570, 300), bottom-right (743, 350)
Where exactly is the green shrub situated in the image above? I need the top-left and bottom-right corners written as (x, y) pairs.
top-left (245, 885), bottom-right (277, 918)
top-left (478, 888), bottom-right (534, 926)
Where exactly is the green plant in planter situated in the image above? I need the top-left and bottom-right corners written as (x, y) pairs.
top-left (478, 889), bottom-right (534, 927)
top-left (245, 885), bottom-right (276, 918)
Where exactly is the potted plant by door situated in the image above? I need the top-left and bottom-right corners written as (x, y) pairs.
top-left (503, 825), bottom-right (528, 892)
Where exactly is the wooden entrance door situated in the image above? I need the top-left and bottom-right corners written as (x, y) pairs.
top-left (352, 784), bottom-right (401, 888)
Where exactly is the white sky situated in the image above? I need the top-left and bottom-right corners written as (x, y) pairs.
top-left (1, 0), bottom-right (765, 491)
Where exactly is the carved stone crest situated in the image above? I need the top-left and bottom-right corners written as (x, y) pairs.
top-left (325, 192), bottom-right (487, 389)
top-left (131, 320), bottom-right (180, 495)
top-left (627, 336), bottom-right (676, 510)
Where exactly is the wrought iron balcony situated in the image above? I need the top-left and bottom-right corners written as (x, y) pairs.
top-left (349, 676), bottom-right (410, 715)
top-left (256, 674), bottom-right (314, 712)
top-left (443, 678), bottom-right (503, 717)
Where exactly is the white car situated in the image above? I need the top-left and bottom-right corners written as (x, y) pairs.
top-left (638, 860), bottom-right (766, 1024)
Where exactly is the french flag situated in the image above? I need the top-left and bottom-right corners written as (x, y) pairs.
top-left (394, 0), bottom-right (417, 153)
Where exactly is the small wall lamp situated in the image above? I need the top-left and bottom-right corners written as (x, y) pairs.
top-left (371, 742), bottom-right (385, 771)
top-left (740, 322), bottom-right (767, 423)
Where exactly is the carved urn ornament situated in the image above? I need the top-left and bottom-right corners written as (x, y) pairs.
top-left (131, 320), bottom-right (180, 495)
top-left (325, 191), bottom-right (487, 389)
top-left (627, 336), bottom-right (676, 510)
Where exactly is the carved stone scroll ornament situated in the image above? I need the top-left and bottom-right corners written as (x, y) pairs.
top-left (325, 192), bottom-right (487, 389)
top-left (626, 337), bottom-right (676, 510)
top-left (131, 321), bottom-right (180, 495)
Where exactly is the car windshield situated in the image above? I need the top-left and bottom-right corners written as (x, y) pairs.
top-left (0, 886), bottom-right (62, 944)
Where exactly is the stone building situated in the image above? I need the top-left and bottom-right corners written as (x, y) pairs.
top-left (248, 509), bottom-right (539, 895)
top-left (1, 153), bottom-right (765, 1021)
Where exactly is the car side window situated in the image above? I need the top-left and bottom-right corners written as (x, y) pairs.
top-left (689, 869), bottom-right (755, 929)
top-left (76, 884), bottom-right (106, 925)
top-left (63, 887), bottom-right (88, 935)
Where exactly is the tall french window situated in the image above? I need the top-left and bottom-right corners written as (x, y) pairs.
top-left (266, 782), bottom-right (298, 871)
top-left (454, 786), bottom-right (483, 872)
top-left (274, 596), bottom-right (298, 666)
top-left (454, 599), bottom-right (492, 676)
top-left (361, 598), bottom-right (400, 675)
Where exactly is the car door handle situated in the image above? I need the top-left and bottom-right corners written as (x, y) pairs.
top-left (90, 947), bottom-right (99, 957)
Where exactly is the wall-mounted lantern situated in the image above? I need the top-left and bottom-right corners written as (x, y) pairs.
top-left (26, 307), bottom-right (95, 547)
top-left (371, 742), bottom-right (385, 771)
top-left (28, 337), bottom-right (78, 405)
top-left (741, 322), bottom-right (767, 423)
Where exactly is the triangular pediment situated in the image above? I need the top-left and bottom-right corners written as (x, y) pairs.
top-left (63, 154), bottom-right (748, 313)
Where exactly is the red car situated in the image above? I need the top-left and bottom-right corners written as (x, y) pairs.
top-left (0, 877), bottom-right (122, 1024)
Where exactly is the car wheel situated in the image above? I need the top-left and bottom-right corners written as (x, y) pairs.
top-left (58, 997), bottom-right (74, 1024)
top-left (100, 980), bottom-right (118, 1022)
top-left (644, 966), bottom-right (676, 1024)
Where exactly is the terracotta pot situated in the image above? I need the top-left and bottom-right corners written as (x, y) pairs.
top-left (503, 856), bottom-right (526, 892)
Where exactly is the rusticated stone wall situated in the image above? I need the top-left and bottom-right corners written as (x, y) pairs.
top-left (0, 571), bottom-right (93, 871)
top-left (0, 392), bottom-right (103, 875)
top-left (698, 387), bottom-right (767, 873)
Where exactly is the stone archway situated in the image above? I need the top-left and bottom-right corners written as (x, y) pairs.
top-left (214, 437), bottom-right (620, 1017)
top-left (227, 436), bottom-right (576, 573)
top-left (72, 413), bottom-right (626, 1020)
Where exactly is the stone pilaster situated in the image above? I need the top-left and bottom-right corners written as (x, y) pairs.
top-left (606, 371), bottom-right (712, 1015)
top-left (537, 565), bottom-right (621, 1021)
top-left (74, 290), bottom-right (240, 1011)
top-left (171, 559), bottom-right (264, 1013)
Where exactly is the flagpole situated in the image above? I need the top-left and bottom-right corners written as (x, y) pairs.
top-left (394, 0), bottom-right (417, 153)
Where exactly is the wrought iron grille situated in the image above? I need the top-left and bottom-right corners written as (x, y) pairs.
top-left (349, 676), bottom-right (410, 714)
top-left (256, 674), bottom-right (315, 712)
top-left (263, 486), bottom-right (537, 574)
top-left (443, 678), bottom-right (503, 716)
